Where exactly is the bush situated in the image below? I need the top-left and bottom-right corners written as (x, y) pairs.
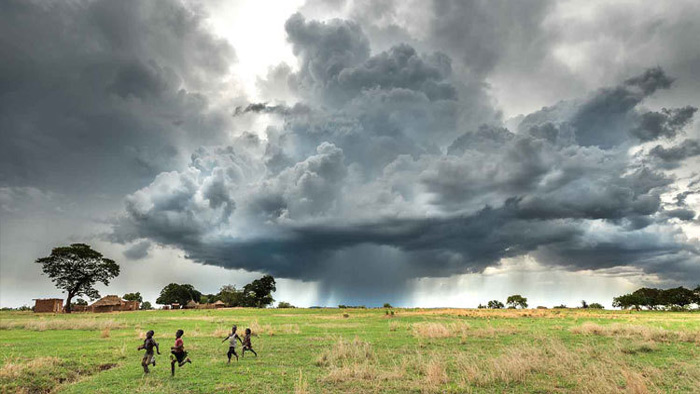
top-left (383, 303), bottom-right (392, 308)
top-left (278, 301), bottom-right (295, 308)
top-left (588, 303), bottom-right (604, 309)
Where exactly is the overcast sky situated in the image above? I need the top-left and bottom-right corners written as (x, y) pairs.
top-left (2, 0), bottom-right (699, 308)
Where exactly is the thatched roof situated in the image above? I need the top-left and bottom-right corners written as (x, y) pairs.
top-left (186, 300), bottom-right (198, 307)
top-left (212, 300), bottom-right (225, 305)
top-left (90, 295), bottom-right (123, 307)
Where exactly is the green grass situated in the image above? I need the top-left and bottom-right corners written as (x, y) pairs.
top-left (1, 308), bottom-right (699, 393)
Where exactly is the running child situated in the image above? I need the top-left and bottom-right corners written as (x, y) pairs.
top-left (241, 328), bottom-right (257, 357)
top-left (137, 330), bottom-right (160, 373)
top-left (221, 325), bottom-right (242, 363)
top-left (170, 329), bottom-right (192, 376)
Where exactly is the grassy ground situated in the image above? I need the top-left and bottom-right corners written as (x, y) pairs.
top-left (1, 307), bottom-right (699, 393)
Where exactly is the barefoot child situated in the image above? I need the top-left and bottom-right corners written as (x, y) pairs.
top-left (170, 329), bottom-right (192, 376)
top-left (241, 328), bottom-right (257, 357)
top-left (221, 325), bottom-right (242, 363)
top-left (137, 330), bottom-right (160, 373)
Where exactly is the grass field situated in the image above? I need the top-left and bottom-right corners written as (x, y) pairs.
top-left (1, 307), bottom-right (699, 393)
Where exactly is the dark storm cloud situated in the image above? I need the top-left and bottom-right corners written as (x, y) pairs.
top-left (62, 7), bottom-right (694, 299)
top-left (649, 139), bottom-right (700, 168)
top-left (630, 106), bottom-right (697, 142)
top-left (0, 0), bottom-right (236, 194)
top-left (570, 68), bottom-right (673, 148)
top-left (123, 240), bottom-right (152, 260)
top-left (111, 9), bottom-right (700, 296)
top-left (429, 0), bottom-right (553, 76)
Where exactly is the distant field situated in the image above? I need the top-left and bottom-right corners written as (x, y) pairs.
top-left (1, 308), bottom-right (699, 393)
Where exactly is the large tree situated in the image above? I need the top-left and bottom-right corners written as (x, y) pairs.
top-left (632, 288), bottom-right (662, 310)
top-left (506, 295), bottom-right (528, 309)
top-left (155, 283), bottom-right (201, 307)
top-left (661, 287), bottom-right (696, 308)
top-left (242, 275), bottom-right (276, 308)
top-left (35, 243), bottom-right (120, 313)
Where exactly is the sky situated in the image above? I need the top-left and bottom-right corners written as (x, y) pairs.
top-left (1, 0), bottom-right (699, 309)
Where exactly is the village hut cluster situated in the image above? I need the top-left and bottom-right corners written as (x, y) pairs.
top-left (33, 295), bottom-right (139, 313)
top-left (33, 297), bottom-right (228, 313)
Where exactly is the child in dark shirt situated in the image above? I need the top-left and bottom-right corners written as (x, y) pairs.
top-left (241, 328), bottom-right (257, 357)
top-left (170, 329), bottom-right (191, 376)
top-left (137, 330), bottom-right (160, 373)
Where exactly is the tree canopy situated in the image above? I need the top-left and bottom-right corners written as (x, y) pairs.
top-left (487, 300), bottom-right (504, 309)
top-left (241, 275), bottom-right (276, 308)
top-left (613, 286), bottom-right (699, 310)
top-left (35, 243), bottom-right (120, 313)
top-left (123, 292), bottom-right (143, 303)
top-left (155, 283), bottom-right (202, 307)
top-left (506, 295), bottom-right (528, 309)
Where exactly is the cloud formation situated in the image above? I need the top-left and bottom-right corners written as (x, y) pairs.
top-left (111, 11), bottom-right (700, 302)
top-left (3, 1), bottom-right (700, 305)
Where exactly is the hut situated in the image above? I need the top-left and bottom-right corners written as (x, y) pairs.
top-left (72, 304), bottom-right (89, 312)
top-left (122, 300), bottom-right (140, 311)
top-left (213, 300), bottom-right (226, 309)
top-left (184, 300), bottom-right (199, 309)
top-left (90, 295), bottom-right (123, 313)
top-left (88, 295), bottom-right (139, 313)
top-left (33, 298), bottom-right (63, 313)
top-left (170, 303), bottom-right (180, 310)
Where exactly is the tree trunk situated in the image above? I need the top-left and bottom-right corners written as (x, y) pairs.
top-left (65, 293), bottom-right (74, 313)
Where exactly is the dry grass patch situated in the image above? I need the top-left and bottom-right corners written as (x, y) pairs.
top-left (0, 357), bottom-right (62, 379)
top-left (316, 337), bottom-right (375, 367)
top-left (294, 369), bottom-right (309, 393)
top-left (412, 322), bottom-right (471, 338)
top-left (0, 318), bottom-right (125, 331)
top-left (571, 322), bottom-right (699, 343)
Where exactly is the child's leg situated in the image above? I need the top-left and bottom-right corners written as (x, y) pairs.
top-left (227, 348), bottom-right (232, 362)
top-left (249, 347), bottom-right (258, 357)
top-left (170, 360), bottom-right (176, 376)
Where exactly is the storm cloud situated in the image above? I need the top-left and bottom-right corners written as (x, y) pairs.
top-left (110, 11), bottom-right (700, 301)
top-left (3, 1), bottom-right (700, 306)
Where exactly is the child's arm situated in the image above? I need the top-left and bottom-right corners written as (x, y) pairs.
top-left (137, 344), bottom-right (144, 350)
top-left (236, 334), bottom-right (243, 344)
top-left (155, 342), bottom-right (161, 355)
top-left (221, 334), bottom-right (230, 343)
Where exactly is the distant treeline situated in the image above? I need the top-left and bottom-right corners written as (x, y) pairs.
top-left (157, 275), bottom-right (277, 308)
top-left (613, 286), bottom-right (700, 310)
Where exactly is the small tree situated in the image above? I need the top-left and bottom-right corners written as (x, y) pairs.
top-left (155, 283), bottom-right (201, 307)
top-left (383, 303), bottom-right (393, 308)
top-left (580, 300), bottom-right (589, 309)
top-left (123, 292), bottom-right (143, 303)
top-left (588, 303), bottom-right (604, 309)
top-left (35, 243), bottom-right (120, 313)
top-left (506, 295), bottom-right (528, 309)
top-left (487, 300), bottom-right (504, 309)
top-left (277, 301), bottom-right (295, 308)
